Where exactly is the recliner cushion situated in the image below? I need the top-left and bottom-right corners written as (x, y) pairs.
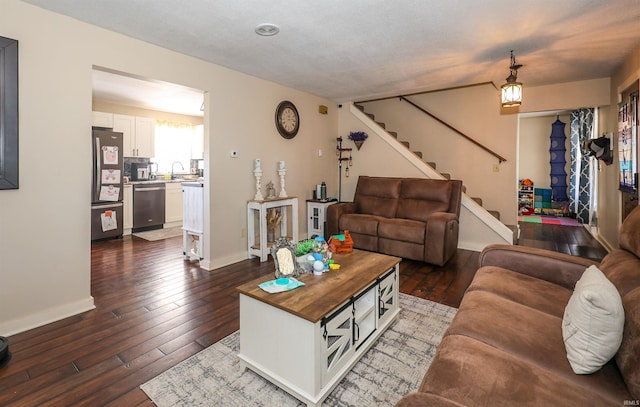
top-left (339, 214), bottom-right (380, 236)
top-left (378, 218), bottom-right (426, 244)
top-left (353, 177), bottom-right (401, 218)
top-left (397, 179), bottom-right (451, 222)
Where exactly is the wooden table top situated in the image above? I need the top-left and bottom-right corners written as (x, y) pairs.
top-left (236, 250), bottom-right (401, 323)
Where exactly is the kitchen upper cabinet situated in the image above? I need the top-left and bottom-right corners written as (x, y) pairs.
top-left (135, 117), bottom-right (155, 158)
top-left (113, 114), bottom-right (155, 158)
top-left (165, 182), bottom-right (183, 225)
top-left (92, 111), bottom-right (113, 128)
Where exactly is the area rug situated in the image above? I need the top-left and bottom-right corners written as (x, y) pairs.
top-left (140, 294), bottom-right (457, 406)
top-left (133, 226), bottom-right (183, 241)
top-left (518, 215), bottom-right (582, 226)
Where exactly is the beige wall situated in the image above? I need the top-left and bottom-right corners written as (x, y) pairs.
top-left (598, 42), bottom-right (640, 249)
top-left (519, 114), bottom-right (571, 190)
top-left (352, 79), bottom-right (610, 230)
top-left (0, 0), bottom-right (337, 336)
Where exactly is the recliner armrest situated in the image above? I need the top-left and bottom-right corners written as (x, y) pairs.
top-left (326, 202), bottom-right (357, 236)
top-left (479, 244), bottom-right (599, 289)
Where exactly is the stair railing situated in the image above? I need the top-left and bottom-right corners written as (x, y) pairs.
top-left (358, 95), bottom-right (507, 163)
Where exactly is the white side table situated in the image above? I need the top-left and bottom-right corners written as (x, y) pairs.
top-left (306, 199), bottom-right (337, 239)
top-left (247, 197), bottom-right (299, 262)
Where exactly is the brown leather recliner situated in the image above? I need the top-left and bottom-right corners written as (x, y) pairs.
top-left (327, 176), bottom-right (463, 266)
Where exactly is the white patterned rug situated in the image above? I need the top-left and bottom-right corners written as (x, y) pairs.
top-left (140, 294), bottom-right (456, 406)
top-left (133, 226), bottom-right (182, 241)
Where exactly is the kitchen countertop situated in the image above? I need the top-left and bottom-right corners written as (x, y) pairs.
top-left (126, 178), bottom-right (202, 185)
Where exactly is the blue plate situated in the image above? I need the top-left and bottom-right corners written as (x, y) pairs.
top-left (275, 278), bottom-right (290, 285)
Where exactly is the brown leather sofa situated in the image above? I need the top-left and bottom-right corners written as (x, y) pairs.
top-left (326, 176), bottom-right (462, 266)
top-left (396, 206), bottom-right (640, 406)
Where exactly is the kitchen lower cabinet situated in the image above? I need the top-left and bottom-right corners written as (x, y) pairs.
top-left (123, 184), bottom-right (133, 235)
top-left (165, 182), bottom-right (183, 226)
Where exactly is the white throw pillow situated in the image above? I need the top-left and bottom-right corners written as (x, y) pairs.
top-left (562, 265), bottom-right (625, 374)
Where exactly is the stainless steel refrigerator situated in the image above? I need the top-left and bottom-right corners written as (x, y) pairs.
top-left (91, 129), bottom-right (124, 240)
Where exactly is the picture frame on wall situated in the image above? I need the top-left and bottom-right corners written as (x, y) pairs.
top-left (0, 35), bottom-right (18, 190)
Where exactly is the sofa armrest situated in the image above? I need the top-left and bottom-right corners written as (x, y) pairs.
top-left (479, 244), bottom-right (599, 289)
top-left (326, 202), bottom-right (357, 236)
top-left (424, 212), bottom-right (459, 266)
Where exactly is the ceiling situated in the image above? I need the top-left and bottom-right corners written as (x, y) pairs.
top-left (24, 0), bottom-right (640, 113)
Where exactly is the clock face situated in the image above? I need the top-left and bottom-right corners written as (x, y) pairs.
top-left (275, 101), bottom-right (299, 139)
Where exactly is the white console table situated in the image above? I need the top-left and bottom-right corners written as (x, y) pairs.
top-left (247, 197), bottom-right (298, 262)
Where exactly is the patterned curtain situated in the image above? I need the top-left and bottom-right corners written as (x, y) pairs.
top-left (569, 109), bottom-right (594, 224)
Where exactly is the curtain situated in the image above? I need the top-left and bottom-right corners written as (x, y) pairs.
top-left (569, 109), bottom-right (594, 224)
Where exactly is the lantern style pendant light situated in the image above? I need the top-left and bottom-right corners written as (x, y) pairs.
top-left (501, 50), bottom-right (523, 107)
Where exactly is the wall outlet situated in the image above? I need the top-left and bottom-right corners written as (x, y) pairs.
top-left (492, 164), bottom-right (500, 172)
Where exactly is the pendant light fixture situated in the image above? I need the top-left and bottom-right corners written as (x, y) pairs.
top-left (501, 50), bottom-right (523, 107)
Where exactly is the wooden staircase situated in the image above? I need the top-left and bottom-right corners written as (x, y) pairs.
top-left (355, 103), bottom-right (517, 241)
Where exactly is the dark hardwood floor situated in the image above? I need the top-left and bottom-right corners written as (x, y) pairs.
top-left (0, 222), bottom-right (607, 406)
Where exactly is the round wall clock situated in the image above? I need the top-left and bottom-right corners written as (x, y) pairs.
top-left (275, 101), bottom-right (299, 139)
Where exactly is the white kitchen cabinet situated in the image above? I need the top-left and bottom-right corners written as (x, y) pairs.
top-left (92, 111), bottom-right (113, 128)
top-left (113, 114), bottom-right (155, 158)
top-left (165, 182), bottom-right (183, 226)
top-left (113, 114), bottom-right (135, 156)
top-left (123, 184), bottom-right (133, 235)
top-left (135, 117), bottom-right (155, 158)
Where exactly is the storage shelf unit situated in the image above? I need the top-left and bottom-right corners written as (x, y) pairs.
top-left (518, 179), bottom-right (534, 214)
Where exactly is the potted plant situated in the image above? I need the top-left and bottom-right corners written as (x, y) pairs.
top-left (348, 131), bottom-right (368, 150)
top-left (295, 239), bottom-right (315, 272)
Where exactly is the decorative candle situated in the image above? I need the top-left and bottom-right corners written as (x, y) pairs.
top-left (255, 158), bottom-right (261, 171)
top-left (279, 160), bottom-right (285, 170)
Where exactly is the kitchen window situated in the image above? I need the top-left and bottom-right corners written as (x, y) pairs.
top-left (153, 121), bottom-right (198, 174)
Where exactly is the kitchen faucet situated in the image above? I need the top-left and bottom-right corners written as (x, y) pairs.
top-left (171, 161), bottom-right (184, 179)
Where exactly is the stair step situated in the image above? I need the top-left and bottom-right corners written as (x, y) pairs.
top-left (364, 112), bottom-right (375, 120)
top-left (376, 121), bottom-right (386, 129)
top-left (472, 197), bottom-right (483, 206)
top-left (355, 104), bottom-right (365, 112)
top-left (441, 173), bottom-right (451, 180)
top-left (401, 141), bottom-right (410, 148)
top-left (462, 185), bottom-right (467, 193)
top-left (388, 131), bottom-right (398, 138)
top-left (426, 162), bottom-right (436, 169)
top-left (488, 210), bottom-right (501, 220)
top-left (414, 151), bottom-right (423, 158)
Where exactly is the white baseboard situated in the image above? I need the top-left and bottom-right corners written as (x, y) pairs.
top-left (0, 297), bottom-right (95, 337)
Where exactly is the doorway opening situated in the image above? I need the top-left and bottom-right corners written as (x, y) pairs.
top-left (90, 66), bottom-right (208, 262)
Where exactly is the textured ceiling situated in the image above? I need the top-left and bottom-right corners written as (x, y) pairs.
top-left (23, 0), bottom-right (640, 110)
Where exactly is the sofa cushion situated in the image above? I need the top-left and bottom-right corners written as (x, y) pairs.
top-left (396, 179), bottom-right (451, 222)
top-left (562, 265), bottom-right (624, 374)
top-left (446, 290), bottom-right (629, 401)
top-left (353, 176), bottom-right (401, 218)
top-left (466, 266), bottom-right (572, 318)
top-left (619, 205), bottom-right (640, 258)
top-left (378, 218), bottom-right (426, 244)
top-left (338, 213), bottom-right (381, 236)
top-left (615, 287), bottom-right (640, 399)
top-left (419, 334), bottom-right (625, 406)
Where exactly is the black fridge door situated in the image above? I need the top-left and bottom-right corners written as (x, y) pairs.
top-left (91, 202), bottom-right (124, 240)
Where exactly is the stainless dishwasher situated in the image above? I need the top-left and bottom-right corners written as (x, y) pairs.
top-left (133, 183), bottom-right (166, 232)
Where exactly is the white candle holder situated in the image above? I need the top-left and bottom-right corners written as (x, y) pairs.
top-left (278, 168), bottom-right (287, 197)
top-left (254, 169), bottom-right (264, 200)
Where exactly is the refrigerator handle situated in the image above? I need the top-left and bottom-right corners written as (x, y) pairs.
top-left (95, 136), bottom-right (101, 202)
